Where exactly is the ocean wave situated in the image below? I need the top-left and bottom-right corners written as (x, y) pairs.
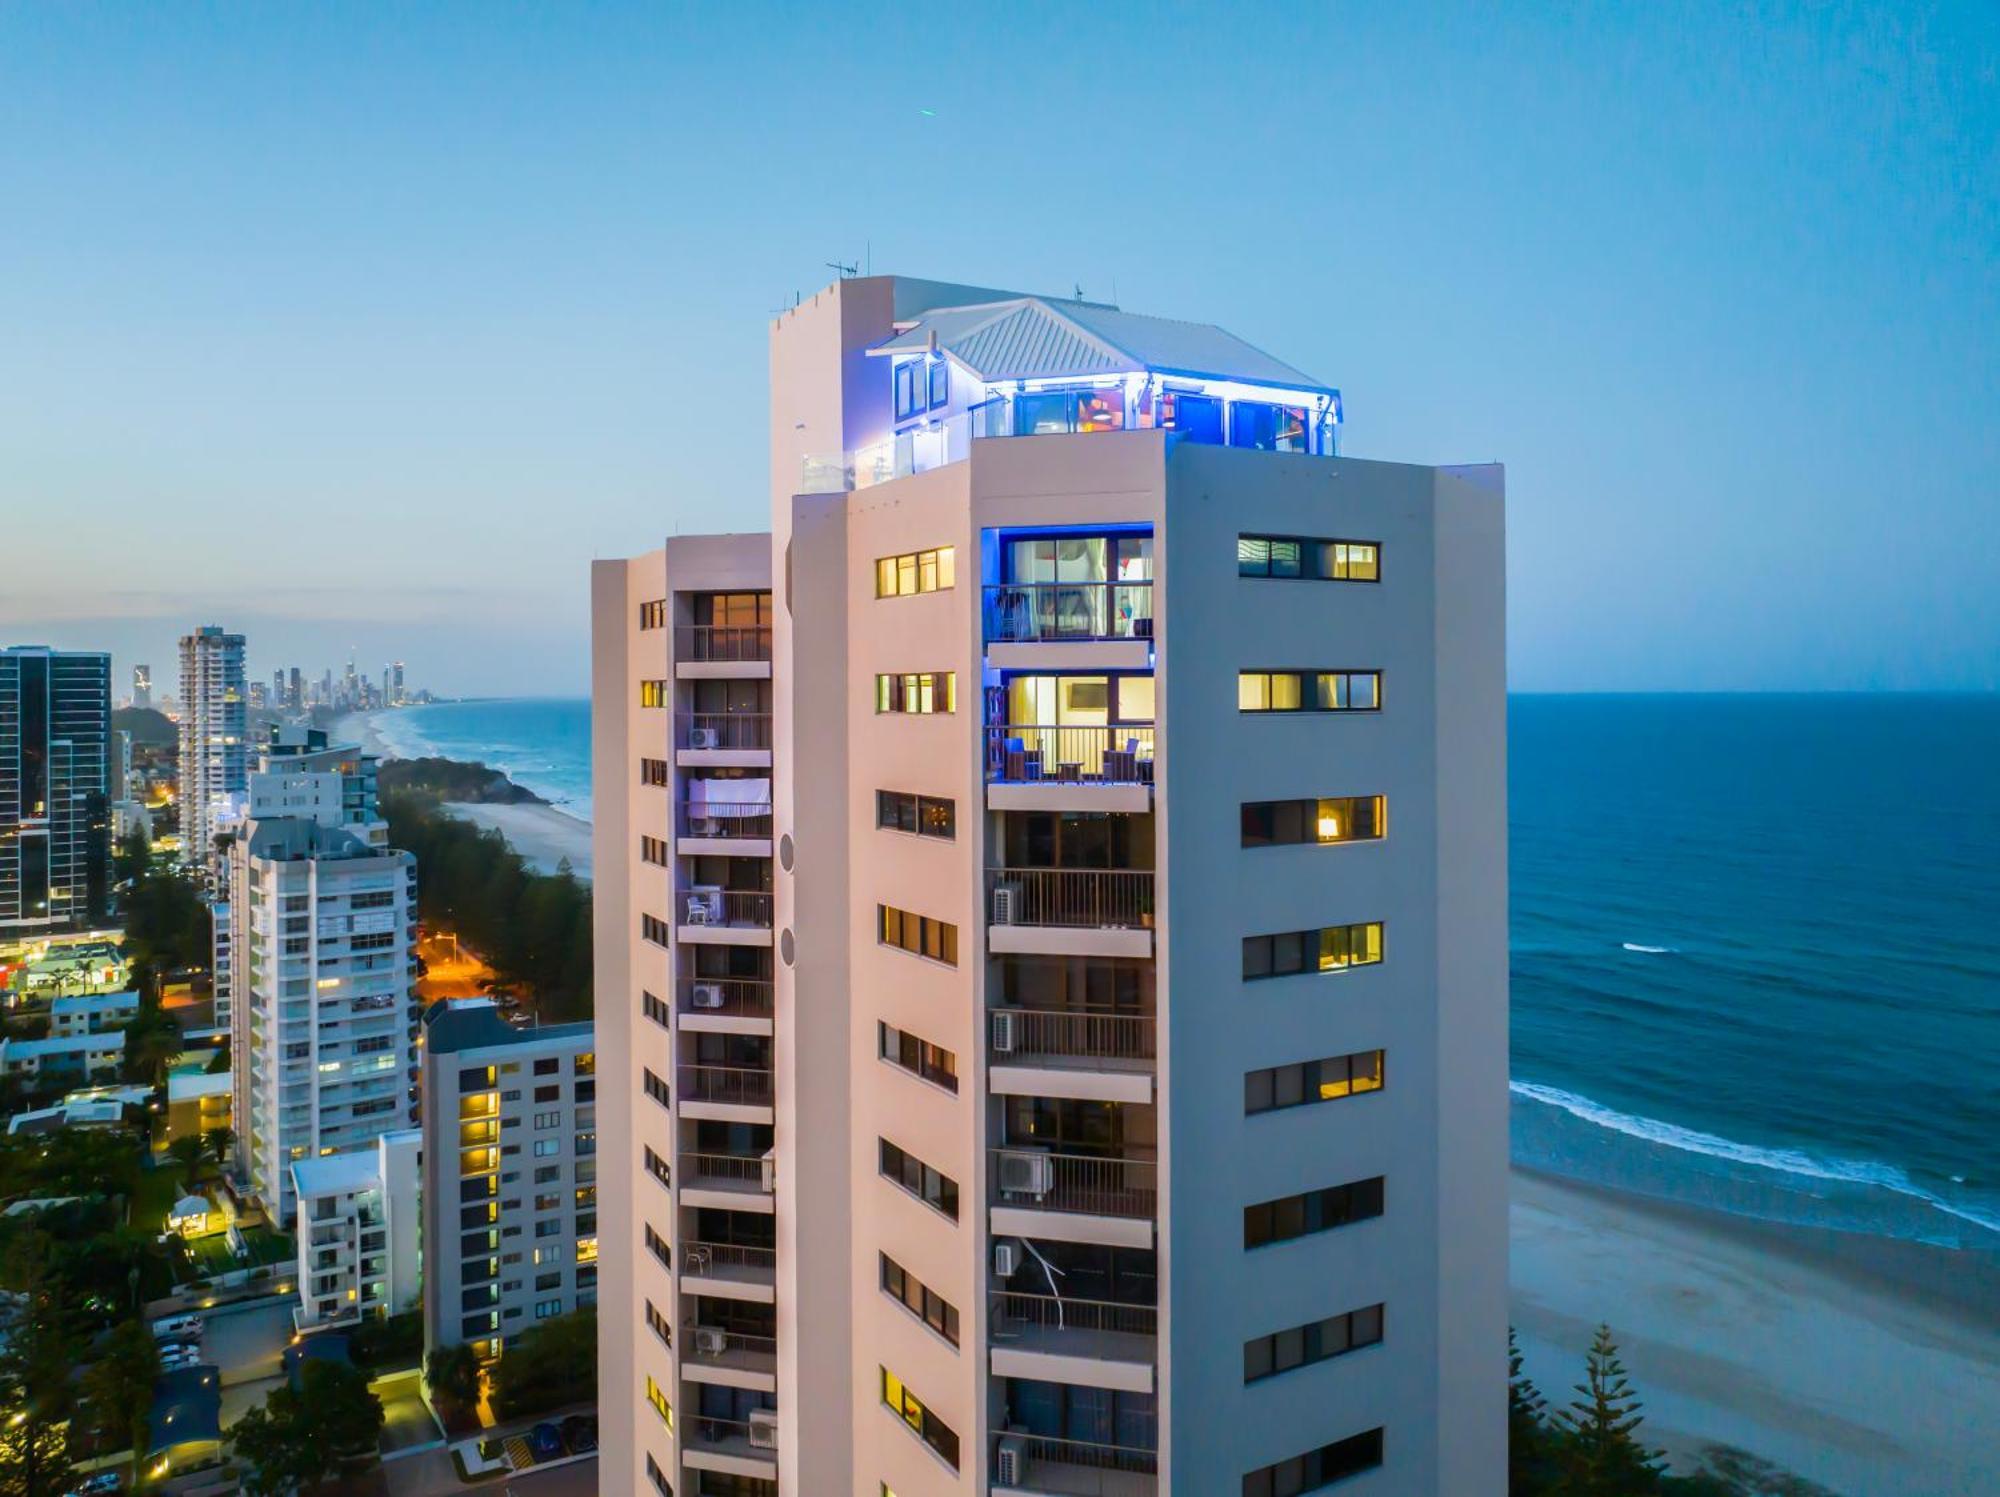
top-left (1620, 942), bottom-right (1676, 954)
top-left (1510, 1079), bottom-right (2000, 1237)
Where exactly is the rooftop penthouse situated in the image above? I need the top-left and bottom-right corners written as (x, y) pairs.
top-left (802, 294), bottom-right (1343, 493)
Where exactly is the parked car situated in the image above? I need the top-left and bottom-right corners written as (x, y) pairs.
top-left (65, 1474), bottom-right (123, 1497)
top-left (559, 1413), bottom-right (598, 1452)
top-left (527, 1422), bottom-right (564, 1460)
top-left (150, 1314), bottom-right (202, 1340)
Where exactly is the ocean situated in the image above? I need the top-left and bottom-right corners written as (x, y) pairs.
top-left (374, 692), bottom-right (2000, 1251)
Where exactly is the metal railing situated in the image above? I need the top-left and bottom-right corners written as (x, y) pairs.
top-left (680, 1151), bottom-right (772, 1188)
top-left (985, 724), bottom-right (1155, 784)
top-left (677, 712), bottom-right (772, 751)
top-left (682, 1414), bottom-right (777, 1458)
top-left (995, 1007), bottom-right (1155, 1062)
top-left (983, 581), bottom-right (1153, 643)
top-left (676, 624), bottom-right (771, 663)
top-left (677, 805), bottom-right (775, 840)
top-left (988, 868), bottom-right (1154, 929)
top-left (989, 1148), bottom-right (1157, 1219)
top-left (990, 1431), bottom-right (1159, 1489)
top-left (680, 1240), bottom-right (777, 1275)
top-left (682, 1325), bottom-right (778, 1365)
top-left (678, 976), bottom-right (774, 1020)
top-left (989, 1290), bottom-right (1158, 1340)
top-left (678, 1064), bottom-right (775, 1107)
top-left (678, 889), bottom-right (774, 929)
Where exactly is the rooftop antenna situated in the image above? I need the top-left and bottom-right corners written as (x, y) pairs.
top-left (827, 259), bottom-right (858, 280)
top-left (1074, 282), bottom-right (1084, 300)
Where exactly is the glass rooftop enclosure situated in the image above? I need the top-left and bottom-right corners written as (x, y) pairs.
top-left (799, 295), bottom-right (1342, 493)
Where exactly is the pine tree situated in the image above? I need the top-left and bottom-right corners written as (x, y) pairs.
top-left (1509, 1327), bottom-right (1553, 1494)
top-left (1550, 1323), bottom-right (1664, 1495)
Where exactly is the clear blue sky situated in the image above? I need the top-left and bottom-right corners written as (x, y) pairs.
top-left (4, 2), bottom-right (1994, 696)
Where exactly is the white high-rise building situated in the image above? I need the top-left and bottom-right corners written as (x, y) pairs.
top-left (595, 276), bottom-right (1508, 1497)
top-left (132, 664), bottom-right (152, 711)
top-left (225, 726), bottom-right (415, 1224)
top-left (177, 626), bottom-right (246, 877)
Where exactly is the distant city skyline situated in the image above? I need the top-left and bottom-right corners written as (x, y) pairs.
top-left (4, 3), bottom-right (1996, 695)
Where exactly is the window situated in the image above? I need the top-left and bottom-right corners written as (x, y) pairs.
top-left (1244, 1303), bottom-right (1384, 1382)
top-left (1238, 534), bottom-right (1380, 582)
top-left (645, 1375), bottom-right (673, 1432)
top-left (1245, 1176), bottom-right (1385, 1250)
top-left (640, 680), bottom-right (669, 709)
top-left (639, 599), bottom-right (669, 630)
top-left (642, 990), bottom-right (669, 1030)
top-left (1242, 1428), bottom-right (1384, 1496)
top-left (646, 1299), bottom-right (672, 1348)
top-left (875, 546), bottom-right (957, 598)
top-left (459, 1067), bottom-right (495, 1091)
top-left (644, 1223), bottom-right (671, 1269)
top-left (1228, 401), bottom-right (1310, 453)
top-left (641, 913), bottom-right (670, 946)
top-left (532, 1139), bottom-right (560, 1158)
top-left (644, 1146), bottom-right (671, 1189)
top-left (875, 789), bottom-right (956, 840)
top-left (1245, 1050), bottom-right (1385, 1115)
top-left (534, 1110), bottom-right (561, 1129)
top-left (1237, 671), bottom-right (1381, 712)
top-left (1243, 922), bottom-right (1385, 980)
top-left (878, 904), bottom-right (958, 966)
top-left (1240, 796), bottom-right (1386, 848)
top-left (878, 1022), bottom-right (958, 1093)
top-left (646, 1454), bottom-right (673, 1497)
top-left (880, 1253), bottom-right (960, 1346)
top-left (880, 1366), bottom-right (959, 1470)
top-left (643, 1068), bottom-right (670, 1108)
top-left (640, 758), bottom-right (670, 787)
top-left (875, 671), bottom-right (956, 714)
top-left (534, 1297), bottom-right (563, 1319)
top-left (928, 356), bottom-right (949, 410)
top-left (879, 1139), bottom-right (959, 1220)
top-left (641, 833), bottom-right (669, 865)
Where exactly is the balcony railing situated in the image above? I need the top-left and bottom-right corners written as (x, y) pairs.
top-left (678, 1064), bottom-right (775, 1108)
top-left (678, 976), bottom-right (774, 1020)
top-left (993, 1007), bottom-right (1156, 1064)
top-left (681, 1151), bottom-right (772, 1190)
top-left (986, 725), bottom-right (1155, 785)
top-left (677, 712), bottom-right (772, 751)
top-left (681, 1240), bottom-right (777, 1276)
top-left (682, 1324), bottom-right (778, 1369)
top-left (989, 1290), bottom-right (1158, 1340)
top-left (677, 805), bottom-right (775, 841)
top-left (984, 581), bottom-right (1152, 644)
top-left (989, 1148), bottom-right (1157, 1219)
top-left (676, 624), bottom-right (771, 664)
top-left (683, 1414), bottom-right (777, 1462)
top-left (989, 1431), bottom-right (1159, 1493)
top-left (678, 889), bottom-right (775, 930)
top-left (988, 869), bottom-right (1154, 930)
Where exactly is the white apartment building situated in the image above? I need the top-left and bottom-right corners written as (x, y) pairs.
top-left (177, 626), bottom-right (247, 878)
top-left (596, 276), bottom-right (1507, 1497)
top-left (48, 988), bottom-right (139, 1037)
top-left (292, 1127), bottom-right (422, 1333)
top-left (226, 728), bottom-right (417, 1224)
top-left (419, 1000), bottom-right (598, 1367)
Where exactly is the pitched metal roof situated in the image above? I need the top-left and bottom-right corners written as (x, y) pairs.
top-left (870, 296), bottom-right (1329, 392)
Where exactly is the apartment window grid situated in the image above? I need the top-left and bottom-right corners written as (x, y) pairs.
top-left (879, 1252), bottom-right (960, 1346)
top-left (641, 990), bottom-right (669, 1029)
top-left (641, 758), bottom-right (670, 787)
top-left (875, 789), bottom-right (956, 840)
top-left (640, 835), bottom-right (669, 867)
top-left (874, 671), bottom-right (956, 714)
top-left (1246, 1049), bottom-right (1385, 1115)
top-left (1241, 796), bottom-right (1386, 848)
top-left (1244, 1303), bottom-right (1385, 1382)
top-left (879, 1365), bottom-right (959, 1470)
top-left (878, 904), bottom-right (958, 966)
top-left (1242, 1427), bottom-right (1384, 1497)
top-left (1238, 670), bottom-right (1381, 713)
top-left (638, 599), bottom-right (669, 630)
top-left (1245, 1175), bottom-right (1386, 1249)
top-left (643, 1146), bottom-right (671, 1189)
top-left (644, 1223), bottom-right (671, 1270)
top-left (645, 1299), bottom-right (672, 1348)
top-left (1237, 534), bottom-right (1381, 582)
top-left (878, 1138), bottom-right (959, 1220)
top-left (1243, 921), bottom-right (1384, 980)
top-left (642, 1068), bottom-right (670, 1108)
top-left (641, 913), bottom-right (670, 946)
top-left (875, 545), bottom-right (956, 598)
top-left (877, 1020), bottom-right (958, 1093)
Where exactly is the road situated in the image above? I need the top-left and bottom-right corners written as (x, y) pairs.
top-left (498, 1455), bottom-right (598, 1497)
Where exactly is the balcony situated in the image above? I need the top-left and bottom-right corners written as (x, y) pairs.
top-left (988, 1291), bottom-right (1157, 1395)
top-left (677, 888), bottom-right (775, 949)
top-left (676, 803), bottom-right (774, 853)
top-left (677, 712), bottom-right (773, 767)
top-left (679, 1151), bottom-right (775, 1213)
top-left (989, 1008), bottom-right (1155, 1105)
top-left (988, 869), bottom-right (1154, 959)
top-left (680, 1413), bottom-right (779, 1479)
top-left (990, 1149), bottom-right (1156, 1250)
top-left (675, 624), bottom-right (772, 671)
top-left (677, 1063), bottom-right (775, 1123)
top-left (990, 1432), bottom-right (1158, 1497)
top-left (680, 1240), bottom-right (776, 1303)
top-left (984, 583), bottom-right (1154, 673)
top-left (678, 977), bottom-right (774, 1035)
top-left (681, 1323), bottom-right (778, 1391)
top-left (986, 725), bottom-right (1154, 813)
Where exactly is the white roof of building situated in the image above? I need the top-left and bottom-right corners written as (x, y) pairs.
top-left (50, 989), bottom-right (139, 1014)
top-left (870, 296), bottom-right (1330, 392)
top-left (167, 1069), bottom-right (231, 1102)
top-left (2, 1030), bottom-right (127, 1059)
top-left (290, 1150), bottom-right (382, 1198)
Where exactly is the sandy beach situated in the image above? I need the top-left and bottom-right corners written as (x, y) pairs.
top-left (438, 800), bottom-right (593, 881)
top-left (1513, 1168), bottom-right (2000, 1496)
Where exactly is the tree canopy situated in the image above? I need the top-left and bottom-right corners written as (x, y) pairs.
top-left (229, 1358), bottom-right (384, 1496)
top-left (487, 1307), bottom-right (595, 1420)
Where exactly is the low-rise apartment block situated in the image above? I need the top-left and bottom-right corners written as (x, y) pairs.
top-left (292, 1128), bottom-right (422, 1333)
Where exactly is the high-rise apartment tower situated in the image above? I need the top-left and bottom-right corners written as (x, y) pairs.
top-left (1, 646), bottom-right (112, 936)
top-left (177, 626), bottom-right (247, 877)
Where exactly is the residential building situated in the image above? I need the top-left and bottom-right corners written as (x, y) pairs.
top-left (419, 999), bottom-right (597, 1367)
top-left (292, 1128), bottom-right (422, 1333)
top-left (596, 276), bottom-right (1507, 1497)
top-left (1, 646), bottom-right (113, 937)
top-left (132, 664), bottom-right (152, 711)
top-left (177, 626), bottom-right (247, 878)
top-left (48, 987), bottom-right (139, 1037)
top-left (0, 1029), bottom-right (126, 1084)
top-left (225, 726), bottom-right (417, 1223)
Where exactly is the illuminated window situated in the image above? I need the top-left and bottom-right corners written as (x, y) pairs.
top-left (878, 904), bottom-right (957, 966)
top-left (1240, 796), bottom-right (1385, 848)
top-left (639, 680), bottom-right (669, 709)
top-left (638, 600), bottom-right (669, 630)
top-left (1237, 671), bottom-right (1381, 713)
top-left (879, 1365), bottom-right (959, 1470)
top-left (575, 1236), bottom-right (598, 1264)
top-left (875, 790), bottom-right (955, 840)
top-left (645, 1375), bottom-right (673, 1431)
top-left (1238, 534), bottom-right (1380, 582)
top-left (1244, 1050), bottom-right (1385, 1115)
top-left (875, 671), bottom-right (956, 714)
top-left (875, 546), bottom-right (957, 598)
top-left (1242, 922), bottom-right (1384, 980)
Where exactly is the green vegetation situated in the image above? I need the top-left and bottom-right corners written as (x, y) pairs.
top-left (79, 1319), bottom-right (161, 1479)
top-left (230, 1359), bottom-right (384, 1496)
top-left (487, 1307), bottom-right (595, 1420)
top-left (382, 787), bottom-right (590, 1019)
top-left (112, 706), bottom-right (177, 747)
top-left (347, 1309), bottom-right (423, 1370)
top-left (0, 1242), bottom-right (75, 1495)
top-left (203, 1124), bottom-right (237, 1169)
top-left (118, 859), bottom-right (211, 990)
top-left (424, 1342), bottom-right (481, 1424)
top-left (378, 756), bottom-right (545, 804)
top-left (166, 1133), bottom-right (208, 1191)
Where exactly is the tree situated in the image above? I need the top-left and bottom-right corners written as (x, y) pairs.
top-left (1549, 1324), bottom-right (1664, 1496)
top-left (1509, 1327), bottom-right (1555, 1495)
top-left (119, 1003), bottom-right (182, 1088)
top-left (166, 1134), bottom-right (207, 1191)
top-left (0, 1235), bottom-right (80, 1497)
top-left (230, 1359), bottom-right (384, 1496)
top-left (79, 1319), bottom-right (159, 1476)
top-left (202, 1125), bottom-right (237, 1171)
top-left (113, 827), bottom-right (151, 884)
top-left (487, 1307), bottom-right (596, 1419)
top-left (424, 1342), bottom-right (481, 1420)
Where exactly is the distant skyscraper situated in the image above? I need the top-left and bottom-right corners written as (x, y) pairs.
top-left (132, 664), bottom-right (151, 711)
top-left (392, 662), bottom-right (404, 706)
top-left (1, 646), bottom-right (113, 936)
top-left (248, 681), bottom-right (269, 711)
top-left (272, 669), bottom-right (284, 706)
top-left (177, 626), bottom-right (247, 877)
top-left (289, 667), bottom-right (303, 710)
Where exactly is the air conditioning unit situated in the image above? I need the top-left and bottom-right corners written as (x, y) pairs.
top-left (747, 1407), bottom-right (779, 1450)
top-left (990, 1007), bottom-right (1021, 1055)
top-left (690, 815), bottom-right (721, 836)
top-left (995, 1434), bottom-right (1028, 1485)
top-left (690, 983), bottom-right (726, 1010)
top-left (683, 1244), bottom-right (712, 1275)
top-left (991, 882), bottom-right (1022, 925)
top-left (992, 1238), bottom-right (1021, 1279)
top-left (759, 1147), bottom-right (777, 1192)
top-left (996, 1147), bottom-right (1053, 1200)
top-left (689, 726), bottom-right (721, 750)
top-left (693, 1325), bottom-right (728, 1356)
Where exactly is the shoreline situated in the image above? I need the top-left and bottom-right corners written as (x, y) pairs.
top-left (1512, 1166), bottom-right (2000, 1495)
top-left (439, 800), bottom-right (592, 882)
